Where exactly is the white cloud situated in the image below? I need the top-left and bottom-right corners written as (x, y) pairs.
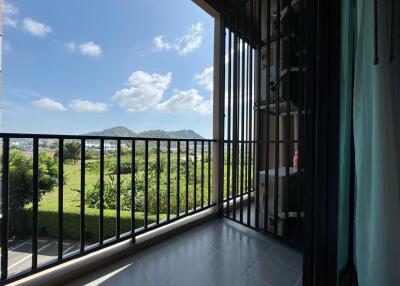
top-left (113, 71), bottom-right (172, 112)
top-left (3, 41), bottom-right (12, 53)
top-left (193, 98), bottom-right (213, 114)
top-left (65, 42), bottom-right (77, 51)
top-left (32, 98), bottom-right (66, 111)
top-left (22, 18), bottom-right (52, 37)
top-left (3, 2), bottom-right (18, 15)
top-left (156, 89), bottom-right (212, 115)
top-left (193, 49), bottom-right (236, 93)
top-left (152, 22), bottom-right (204, 56)
top-left (70, 99), bottom-right (109, 112)
top-left (153, 36), bottom-right (172, 51)
top-left (178, 22), bottom-right (203, 55)
top-left (79, 42), bottom-right (102, 57)
top-left (195, 66), bottom-right (213, 92)
top-left (3, 1), bottom-right (18, 28)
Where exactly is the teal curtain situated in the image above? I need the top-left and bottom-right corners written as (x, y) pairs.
top-left (338, 0), bottom-right (355, 278)
top-left (339, 0), bottom-right (400, 285)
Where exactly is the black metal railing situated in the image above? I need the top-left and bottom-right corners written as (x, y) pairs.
top-left (221, 0), bottom-right (305, 248)
top-left (0, 133), bottom-right (215, 283)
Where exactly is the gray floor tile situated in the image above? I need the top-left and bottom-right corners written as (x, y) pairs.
top-left (233, 271), bottom-right (270, 286)
top-left (237, 230), bottom-right (277, 254)
top-left (195, 251), bottom-right (245, 286)
top-left (249, 252), bottom-right (301, 286)
top-left (167, 263), bottom-right (214, 286)
top-left (265, 243), bottom-right (303, 272)
top-left (192, 219), bottom-right (247, 248)
top-left (99, 258), bottom-right (155, 286)
top-left (65, 256), bottom-right (153, 286)
top-left (166, 233), bottom-right (217, 265)
top-left (67, 218), bottom-right (303, 286)
top-left (64, 273), bottom-right (98, 286)
top-left (219, 239), bottom-right (261, 272)
top-left (135, 242), bottom-right (189, 285)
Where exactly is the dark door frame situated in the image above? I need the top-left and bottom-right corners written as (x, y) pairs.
top-left (303, 0), bottom-right (341, 285)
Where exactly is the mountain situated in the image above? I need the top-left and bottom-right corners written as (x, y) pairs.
top-left (85, 126), bottom-right (204, 139)
top-left (138, 129), bottom-right (204, 140)
top-left (86, 126), bottom-right (136, 137)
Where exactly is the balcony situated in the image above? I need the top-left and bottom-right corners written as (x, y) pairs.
top-left (0, 0), bottom-right (311, 284)
top-left (0, 132), bottom-right (303, 285)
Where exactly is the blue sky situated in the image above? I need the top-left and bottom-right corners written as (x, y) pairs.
top-left (2, 0), bottom-right (214, 138)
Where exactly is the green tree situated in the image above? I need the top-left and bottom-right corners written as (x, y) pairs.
top-left (64, 142), bottom-right (81, 161)
top-left (9, 150), bottom-right (60, 236)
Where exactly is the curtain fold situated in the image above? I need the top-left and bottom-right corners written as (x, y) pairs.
top-left (338, 0), bottom-right (354, 278)
top-left (352, 0), bottom-right (400, 285)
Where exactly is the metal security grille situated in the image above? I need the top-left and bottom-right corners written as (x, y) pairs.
top-left (221, 0), bottom-right (306, 248)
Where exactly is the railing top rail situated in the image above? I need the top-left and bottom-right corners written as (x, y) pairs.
top-left (0, 132), bottom-right (216, 142)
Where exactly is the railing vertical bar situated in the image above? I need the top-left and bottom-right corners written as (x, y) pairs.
top-left (240, 4), bottom-right (246, 224)
top-left (167, 140), bottom-right (171, 220)
top-left (217, 15), bottom-right (226, 217)
top-left (131, 139), bottom-right (136, 243)
top-left (298, 0), bottom-right (306, 244)
top-left (274, 0), bottom-right (281, 237)
top-left (297, 116), bottom-right (302, 221)
top-left (1, 137), bottom-right (9, 280)
top-left (32, 138), bottom-right (39, 269)
top-left (144, 140), bottom-right (149, 229)
top-left (297, 96), bottom-right (303, 224)
top-left (227, 22), bottom-right (232, 216)
top-left (255, 0), bottom-right (261, 229)
top-left (264, 0), bottom-right (271, 232)
top-left (244, 39), bottom-right (249, 224)
top-left (232, 10), bottom-right (239, 220)
top-left (194, 141), bottom-right (197, 211)
top-left (247, 37), bottom-right (252, 226)
top-left (185, 141), bottom-right (189, 214)
top-left (156, 140), bottom-right (160, 224)
top-left (208, 141), bottom-right (211, 206)
top-left (80, 139), bottom-right (85, 252)
top-left (58, 139), bottom-right (64, 259)
top-left (177, 141), bottom-right (181, 216)
top-left (243, 19), bottom-right (248, 224)
top-left (284, 9), bottom-right (292, 240)
top-left (99, 139), bottom-right (104, 245)
top-left (116, 140), bottom-right (121, 238)
top-left (201, 141), bottom-right (204, 208)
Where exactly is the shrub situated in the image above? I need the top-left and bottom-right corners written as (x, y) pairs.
top-left (85, 149), bottom-right (99, 160)
top-left (20, 206), bottom-right (159, 241)
top-left (9, 150), bottom-right (59, 211)
top-left (85, 161), bottom-right (99, 173)
top-left (9, 150), bottom-right (60, 236)
top-left (85, 175), bottom-right (132, 211)
top-left (119, 163), bottom-right (132, 174)
top-left (111, 157), bottom-right (132, 174)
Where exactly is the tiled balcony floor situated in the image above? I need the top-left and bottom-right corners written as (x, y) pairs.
top-left (66, 218), bottom-right (302, 286)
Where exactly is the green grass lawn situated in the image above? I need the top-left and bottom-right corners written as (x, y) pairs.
top-left (37, 159), bottom-right (156, 241)
top-left (9, 146), bottom-right (256, 241)
top-left (36, 154), bottom-right (214, 241)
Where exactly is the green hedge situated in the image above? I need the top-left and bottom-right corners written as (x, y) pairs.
top-left (15, 207), bottom-right (164, 242)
